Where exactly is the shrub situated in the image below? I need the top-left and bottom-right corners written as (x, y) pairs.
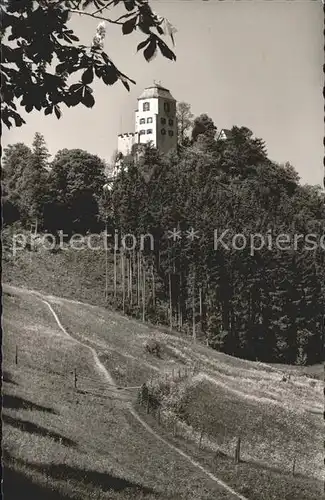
top-left (144, 339), bottom-right (161, 357)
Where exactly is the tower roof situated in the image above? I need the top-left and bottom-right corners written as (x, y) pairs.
top-left (138, 84), bottom-right (176, 101)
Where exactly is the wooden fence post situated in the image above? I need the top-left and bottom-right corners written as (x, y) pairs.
top-left (234, 437), bottom-right (241, 464)
top-left (74, 369), bottom-right (77, 389)
top-left (15, 345), bottom-right (18, 365)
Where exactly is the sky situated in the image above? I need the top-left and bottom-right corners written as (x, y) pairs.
top-left (3, 0), bottom-right (323, 187)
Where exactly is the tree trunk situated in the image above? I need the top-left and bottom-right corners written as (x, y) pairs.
top-left (137, 251), bottom-right (141, 307)
top-left (151, 264), bottom-right (155, 307)
top-left (169, 272), bottom-right (172, 330)
top-left (130, 253), bottom-right (133, 306)
top-left (142, 264), bottom-right (146, 322)
top-left (192, 271), bottom-right (196, 342)
top-left (121, 251), bottom-right (125, 313)
top-left (113, 244), bottom-right (117, 300)
top-left (105, 223), bottom-right (108, 299)
top-left (199, 286), bottom-right (203, 329)
top-left (179, 272), bottom-right (183, 329)
top-left (126, 256), bottom-right (130, 301)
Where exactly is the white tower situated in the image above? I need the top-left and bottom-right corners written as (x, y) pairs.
top-left (135, 83), bottom-right (177, 154)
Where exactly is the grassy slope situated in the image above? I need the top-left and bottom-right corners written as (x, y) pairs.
top-left (2, 284), bottom-right (323, 500)
top-left (3, 242), bottom-right (323, 380)
top-left (3, 242), bottom-right (111, 307)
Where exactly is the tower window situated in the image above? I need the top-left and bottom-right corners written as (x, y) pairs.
top-left (147, 129), bottom-right (153, 134)
top-left (139, 129), bottom-right (146, 135)
top-left (164, 102), bottom-right (170, 112)
top-left (143, 102), bottom-right (150, 111)
top-left (168, 119), bottom-right (174, 126)
top-left (147, 117), bottom-right (153, 123)
top-left (161, 117), bottom-right (166, 125)
top-left (140, 118), bottom-right (145, 124)
top-left (168, 130), bottom-right (174, 136)
top-left (161, 128), bottom-right (166, 135)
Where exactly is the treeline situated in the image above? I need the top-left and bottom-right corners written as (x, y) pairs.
top-left (2, 119), bottom-right (324, 365)
top-left (111, 124), bottom-right (325, 365)
top-left (2, 132), bottom-right (110, 234)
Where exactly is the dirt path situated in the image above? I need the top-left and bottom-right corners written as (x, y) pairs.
top-left (40, 295), bottom-right (249, 500)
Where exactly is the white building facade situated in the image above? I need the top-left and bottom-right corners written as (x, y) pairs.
top-left (117, 84), bottom-right (177, 157)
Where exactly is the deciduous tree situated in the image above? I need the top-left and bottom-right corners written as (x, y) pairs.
top-left (176, 101), bottom-right (193, 145)
top-left (1, 0), bottom-right (177, 128)
top-left (46, 148), bottom-right (107, 234)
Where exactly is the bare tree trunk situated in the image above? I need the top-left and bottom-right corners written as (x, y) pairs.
top-left (179, 272), bottom-right (183, 329)
top-left (177, 293), bottom-right (181, 331)
top-left (137, 251), bottom-right (141, 307)
top-left (151, 264), bottom-right (155, 307)
top-left (142, 263), bottom-right (146, 322)
top-left (105, 222), bottom-right (108, 299)
top-left (199, 286), bottom-right (203, 332)
top-left (130, 253), bottom-right (133, 306)
top-left (121, 250), bottom-right (125, 313)
top-left (113, 243), bottom-right (117, 300)
top-left (127, 255), bottom-right (130, 301)
top-left (192, 271), bottom-right (196, 342)
top-left (169, 272), bottom-right (172, 330)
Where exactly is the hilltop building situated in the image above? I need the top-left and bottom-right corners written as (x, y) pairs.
top-left (103, 84), bottom-right (232, 189)
top-left (117, 83), bottom-right (178, 158)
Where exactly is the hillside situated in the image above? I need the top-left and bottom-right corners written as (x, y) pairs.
top-left (2, 284), bottom-right (323, 500)
top-left (2, 230), bottom-right (112, 308)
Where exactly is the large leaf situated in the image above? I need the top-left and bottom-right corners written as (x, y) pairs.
top-left (123, 0), bottom-right (135, 11)
top-left (82, 88), bottom-right (95, 108)
top-left (54, 105), bottom-right (61, 119)
top-left (120, 78), bottom-right (130, 91)
top-left (137, 38), bottom-right (150, 52)
top-left (102, 66), bottom-right (118, 85)
top-left (82, 67), bottom-right (94, 84)
top-left (157, 39), bottom-right (176, 61)
top-left (143, 38), bottom-right (156, 62)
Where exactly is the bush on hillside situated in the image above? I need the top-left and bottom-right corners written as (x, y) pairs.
top-left (144, 339), bottom-right (161, 358)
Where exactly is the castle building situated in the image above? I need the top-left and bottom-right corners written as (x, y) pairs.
top-left (117, 83), bottom-right (177, 157)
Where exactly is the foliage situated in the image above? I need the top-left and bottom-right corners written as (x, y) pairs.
top-left (45, 148), bottom-right (107, 234)
top-left (111, 125), bottom-right (325, 365)
top-left (1, 0), bottom-right (176, 128)
top-left (191, 113), bottom-right (217, 142)
top-left (3, 122), bottom-right (324, 365)
top-left (176, 101), bottom-right (193, 146)
top-left (145, 339), bottom-right (161, 357)
top-left (2, 134), bottom-right (49, 224)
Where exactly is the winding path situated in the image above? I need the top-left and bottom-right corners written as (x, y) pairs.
top-left (40, 295), bottom-right (248, 500)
